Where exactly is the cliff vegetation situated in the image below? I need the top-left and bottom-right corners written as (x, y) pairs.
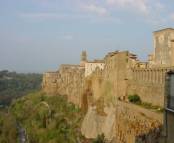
top-left (0, 111), bottom-right (17, 143)
top-left (10, 91), bottom-right (85, 143)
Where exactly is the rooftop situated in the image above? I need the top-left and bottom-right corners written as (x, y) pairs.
top-left (153, 28), bottom-right (174, 33)
top-left (60, 64), bottom-right (81, 67)
top-left (87, 59), bottom-right (104, 63)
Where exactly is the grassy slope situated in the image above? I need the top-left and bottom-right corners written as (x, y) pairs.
top-left (0, 111), bottom-right (17, 143)
top-left (10, 91), bottom-right (85, 143)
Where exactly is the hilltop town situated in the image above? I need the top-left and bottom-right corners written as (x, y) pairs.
top-left (42, 28), bottom-right (174, 143)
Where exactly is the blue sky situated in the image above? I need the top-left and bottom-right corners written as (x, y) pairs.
top-left (0, 0), bottom-right (174, 73)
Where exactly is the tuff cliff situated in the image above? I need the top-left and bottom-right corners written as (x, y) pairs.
top-left (42, 51), bottom-right (165, 143)
top-left (80, 51), bottom-right (163, 143)
top-left (81, 102), bottom-right (162, 143)
top-left (42, 28), bottom-right (174, 142)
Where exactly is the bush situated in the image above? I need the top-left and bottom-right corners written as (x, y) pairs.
top-left (93, 134), bottom-right (105, 143)
top-left (11, 92), bottom-right (84, 143)
top-left (128, 94), bottom-right (141, 104)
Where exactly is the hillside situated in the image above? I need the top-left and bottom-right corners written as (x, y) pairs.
top-left (10, 91), bottom-right (86, 143)
top-left (0, 70), bottom-right (42, 106)
top-left (0, 111), bottom-right (17, 143)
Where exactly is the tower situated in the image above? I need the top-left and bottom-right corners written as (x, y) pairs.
top-left (80, 51), bottom-right (87, 66)
top-left (153, 28), bottom-right (174, 66)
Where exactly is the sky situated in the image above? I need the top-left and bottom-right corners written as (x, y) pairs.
top-left (0, 0), bottom-right (174, 73)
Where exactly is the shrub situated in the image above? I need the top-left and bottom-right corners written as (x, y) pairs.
top-left (93, 134), bottom-right (105, 143)
top-left (128, 94), bottom-right (141, 104)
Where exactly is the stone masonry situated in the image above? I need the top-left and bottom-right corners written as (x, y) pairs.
top-left (42, 28), bottom-right (174, 143)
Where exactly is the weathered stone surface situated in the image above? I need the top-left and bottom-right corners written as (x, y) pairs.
top-left (81, 106), bottom-right (105, 138)
top-left (115, 101), bottom-right (162, 143)
top-left (42, 28), bottom-right (174, 143)
top-left (81, 100), bottom-right (162, 143)
top-left (42, 65), bottom-right (85, 107)
top-left (42, 51), bottom-right (165, 142)
top-left (81, 106), bottom-right (116, 140)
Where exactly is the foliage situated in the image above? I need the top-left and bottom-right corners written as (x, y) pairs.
top-left (0, 111), bottom-right (17, 143)
top-left (92, 134), bottom-right (106, 143)
top-left (128, 94), bottom-right (141, 104)
top-left (140, 102), bottom-right (164, 112)
top-left (128, 94), bottom-right (164, 112)
top-left (10, 91), bottom-right (84, 143)
top-left (0, 70), bottom-right (42, 106)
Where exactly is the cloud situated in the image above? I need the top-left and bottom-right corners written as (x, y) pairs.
top-left (20, 13), bottom-right (65, 20)
top-left (82, 4), bottom-right (108, 16)
top-left (18, 0), bottom-right (167, 26)
top-left (155, 2), bottom-right (165, 11)
top-left (106, 0), bottom-right (149, 15)
top-left (88, 16), bottom-right (122, 24)
top-left (19, 12), bottom-right (91, 22)
top-left (105, 0), bottom-right (169, 26)
top-left (19, 11), bottom-right (120, 24)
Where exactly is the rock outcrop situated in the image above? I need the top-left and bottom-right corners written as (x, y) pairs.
top-left (81, 106), bottom-right (116, 140)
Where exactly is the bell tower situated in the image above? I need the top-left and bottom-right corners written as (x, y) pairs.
top-left (80, 51), bottom-right (87, 66)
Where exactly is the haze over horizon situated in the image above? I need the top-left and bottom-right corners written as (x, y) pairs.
top-left (0, 0), bottom-right (174, 73)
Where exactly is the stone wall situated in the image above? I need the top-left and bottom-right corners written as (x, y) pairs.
top-left (81, 101), bottom-right (162, 143)
top-left (42, 72), bottom-right (59, 94)
top-left (127, 67), bottom-right (174, 107)
top-left (42, 50), bottom-right (168, 143)
top-left (115, 101), bottom-right (162, 143)
top-left (153, 28), bottom-right (174, 66)
top-left (42, 65), bottom-right (85, 107)
top-left (103, 51), bottom-right (129, 99)
top-left (80, 51), bottom-right (163, 142)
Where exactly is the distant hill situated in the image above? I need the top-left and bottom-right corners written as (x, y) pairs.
top-left (0, 70), bottom-right (42, 106)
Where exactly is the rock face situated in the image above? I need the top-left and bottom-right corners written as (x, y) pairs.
top-left (42, 28), bottom-right (174, 143)
top-left (81, 106), bottom-right (116, 140)
top-left (114, 101), bottom-right (162, 143)
top-left (42, 51), bottom-right (165, 143)
top-left (79, 51), bottom-right (163, 142)
top-left (81, 102), bottom-right (162, 143)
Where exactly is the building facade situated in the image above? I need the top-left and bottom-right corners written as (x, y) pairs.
top-left (85, 61), bottom-right (105, 77)
top-left (153, 28), bottom-right (174, 66)
top-left (42, 28), bottom-right (174, 143)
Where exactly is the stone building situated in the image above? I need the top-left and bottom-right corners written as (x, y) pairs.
top-left (80, 50), bottom-right (87, 66)
top-left (42, 51), bottom-right (105, 106)
top-left (42, 28), bottom-right (174, 143)
top-left (152, 28), bottom-right (174, 66)
top-left (85, 60), bottom-right (105, 77)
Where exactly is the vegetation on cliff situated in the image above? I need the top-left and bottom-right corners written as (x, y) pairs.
top-left (10, 91), bottom-right (85, 143)
top-left (128, 94), bottom-right (164, 112)
top-left (128, 94), bottom-right (141, 104)
top-left (0, 111), bottom-right (17, 143)
top-left (92, 134), bottom-right (106, 143)
top-left (0, 70), bottom-right (42, 106)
